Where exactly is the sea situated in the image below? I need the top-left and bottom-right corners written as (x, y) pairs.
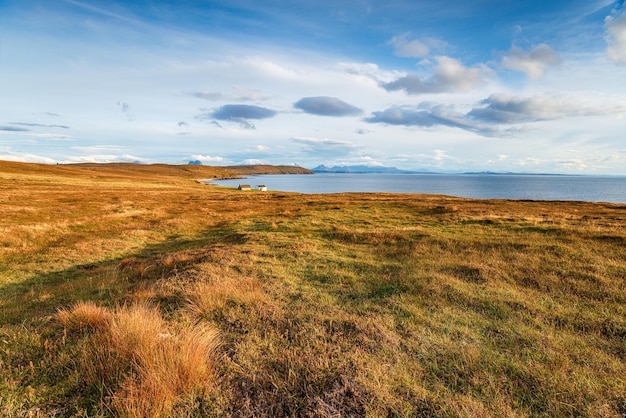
top-left (212, 173), bottom-right (626, 204)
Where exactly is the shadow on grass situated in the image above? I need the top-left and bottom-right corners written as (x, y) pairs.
top-left (0, 221), bottom-right (250, 415)
top-left (0, 222), bottom-right (249, 327)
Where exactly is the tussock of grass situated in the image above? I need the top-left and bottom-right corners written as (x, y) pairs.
top-left (57, 301), bottom-right (220, 417)
top-left (112, 321), bottom-right (220, 418)
top-left (57, 300), bottom-right (112, 332)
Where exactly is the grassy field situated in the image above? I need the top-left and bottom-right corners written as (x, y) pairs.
top-left (1, 160), bottom-right (625, 417)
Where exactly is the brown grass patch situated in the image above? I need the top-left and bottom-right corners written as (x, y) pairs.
top-left (186, 275), bottom-right (267, 319)
top-left (58, 301), bottom-right (220, 417)
top-left (116, 257), bottom-right (155, 281)
top-left (111, 321), bottom-right (220, 418)
top-left (56, 300), bottom-right (112, 332)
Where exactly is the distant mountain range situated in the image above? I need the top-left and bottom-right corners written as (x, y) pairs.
top-left (311, 165), bottom-right (570, 176)
top-left (188, 161), bottom-right (567, 176)
top-left (312, 165), bottom-right (423, 174)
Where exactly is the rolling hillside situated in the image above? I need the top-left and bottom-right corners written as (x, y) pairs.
top-left (1, 160), bottom-right (624, 417)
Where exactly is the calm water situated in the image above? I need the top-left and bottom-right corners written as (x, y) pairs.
top-left (213, 173), bottom-right (626, 203)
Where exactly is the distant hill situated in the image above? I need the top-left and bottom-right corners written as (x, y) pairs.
top-left (0, 161), bottom-right (312, 183)
top-left (312, 164), bottom-right (419, 174)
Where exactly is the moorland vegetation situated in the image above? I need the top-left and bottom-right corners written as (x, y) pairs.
top-left (0, 161), bottom-right (624, 417)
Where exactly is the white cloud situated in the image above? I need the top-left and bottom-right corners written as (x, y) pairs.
top-left (72, 145), bottom-right (125, 153)
top-left (323, 155), bottom-right (387, 167)
top-left (605, 9), bottom-right (626, 64)
top-left (290, 136), bottom-right (360, 156)
top-left (388, 33), bottom-right (430, 57)
top-left (366, 103), bottom-right (496, 136)
top-left (365, 91), bottom-right (626, 141)
top-left (3, 1), bottom-right (625, 175)
top-left (190, 154), bottom-right (224, 163)
top-left (244, 57), bottom-right (299, 81)
top-left (240, 159), bottom-right (265, 165)
top-left (433, 149), bottom-right (452, 161)
top-left (338, 62), bottom-right (401, 84)
top-left (65, 154), bottom-right (146, 164)
top-left (501, 44), bottom-right (560, 78)
top-left (191, 86), bottom-right (269, 102)
top-left (192, 91), bottom-right (224, 101)
top-left (232, 86), bottom-right (268, 102)
top-left (356, 156), bottom-right (385, 167)
top-left (469, 93), bottom-right (626, 123)
top-left (382, 56), bottom-right (490, 94)
top-left (0, 150), bottom-right (57, 164)
top-left (291, 136), bottom-right (357, 148)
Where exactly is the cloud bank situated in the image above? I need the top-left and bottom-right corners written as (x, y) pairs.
top-left (382, 56), bottom-right (489, 94)
top-left (367, 93), bottom-right (626, 137)
top-left (0, 150), bottom-right (57, 164)
top-left (365, 103), bottom-right (491, 136)
top-left (468, 93), bottom-right (626, 123)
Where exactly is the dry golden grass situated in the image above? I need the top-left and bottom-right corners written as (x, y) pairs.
top-left (56, 300), bottom-right (112, 332)
top-left (186, 274), bottom-right (267, 320)
top-left (111, 322), bottom-right (219, 418)
top-left (1, 161), bottom-right (625, 417)
top-left (58, 301), bottom-right (220, 418)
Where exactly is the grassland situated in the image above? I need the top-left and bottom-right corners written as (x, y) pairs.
top-left (1, 160), bottom-right (625, 417)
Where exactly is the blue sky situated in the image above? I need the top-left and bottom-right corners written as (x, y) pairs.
top-left (1, 0), bottom-right (625, 173)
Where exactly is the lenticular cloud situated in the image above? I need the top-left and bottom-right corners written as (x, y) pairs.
top-left (294, 97), bottom-right (362, 117)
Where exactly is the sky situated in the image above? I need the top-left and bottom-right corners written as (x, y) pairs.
top-left (1, 0), bottom-right (625, 174)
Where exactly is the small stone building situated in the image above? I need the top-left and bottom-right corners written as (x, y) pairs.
top-left (238, 184), bottom-right (252, 191)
